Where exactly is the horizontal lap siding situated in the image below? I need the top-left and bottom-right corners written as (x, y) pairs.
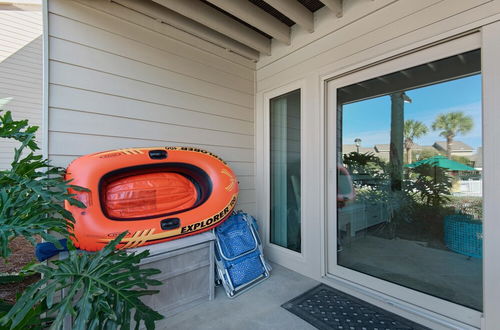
top-left (0, 10), bottom-right (42, 170)
top-left (48, 0), bottom-right (256, 212)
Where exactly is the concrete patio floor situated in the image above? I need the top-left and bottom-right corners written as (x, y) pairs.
top-left (157, 263), bottom-right (319, 330)
top-left (152, 237), bottom-right (479, 329)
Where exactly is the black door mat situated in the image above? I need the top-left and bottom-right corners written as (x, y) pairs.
top-left (282, 284), bottom-right (429, 330)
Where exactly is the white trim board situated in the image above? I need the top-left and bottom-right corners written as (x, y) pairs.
top-left (42, 0), bottom-right (48, 159)
top-left (259, 80), bottom-right (309, 268)
top-left (480, 20), bottom-right (500, 330)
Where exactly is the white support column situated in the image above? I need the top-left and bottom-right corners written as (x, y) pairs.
top-left (264, 0), bottom-right (314, 33)
top-left (481, 21), bottom-right (500, 330)
top-left (151, 0), bottom-right (271, 55)
top-left (205, 0), bottom-right (291, 45)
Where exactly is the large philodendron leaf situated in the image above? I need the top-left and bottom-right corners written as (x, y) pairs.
top-left (1, 232), bottom-right (164, 330)
top-left (0, 110), bottom-right (89, 258)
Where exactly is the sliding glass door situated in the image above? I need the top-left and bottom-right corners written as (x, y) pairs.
top-left (327, 41), bottom-right (483, 326)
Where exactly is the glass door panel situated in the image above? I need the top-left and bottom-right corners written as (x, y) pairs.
top-left (329, 49), bottom-right (483, 312)
top-left (270, 89), bottom-right (301, 252)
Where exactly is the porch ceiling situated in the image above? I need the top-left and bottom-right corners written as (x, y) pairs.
top-left (110, 0), bottom-right (343, 61)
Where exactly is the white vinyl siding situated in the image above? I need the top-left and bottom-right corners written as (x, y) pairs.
top-left (47, 0), bottom-right (256, 213)
top-left (0, 10), bottom-right (42, 170)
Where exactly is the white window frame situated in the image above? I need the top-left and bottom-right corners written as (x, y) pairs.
top-left (480, 21), bottom-right (500, 330)
top-left (323, 33), bottom-right (484, 328)
top-left (261, 80), bottom-right (307, 265)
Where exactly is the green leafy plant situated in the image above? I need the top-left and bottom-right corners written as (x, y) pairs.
top-left (1, 232), bottom-right (163, 330)
top-left (0, 298), bottom-right (51, 330)
top-left (0, 110), bottom-right (87, 258)
top-left (354, 181), bottom-right (416, 225)
top-left (342, 152), bottom-right (387, 179)
top-left (406, 164), bottom-right (452, 206)
top-left (342, 152), bottom-right (416, 225)
top-left (0, 111), bottom-right (164, 329)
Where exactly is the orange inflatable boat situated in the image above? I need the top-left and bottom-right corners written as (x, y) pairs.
top-left (65, 147), bottom-right (239, 251)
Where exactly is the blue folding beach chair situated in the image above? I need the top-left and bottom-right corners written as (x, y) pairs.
top-left (214, 211), bottom-right (271, 298)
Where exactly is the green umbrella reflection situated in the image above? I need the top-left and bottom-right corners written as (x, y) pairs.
top-left (405, 155), bottom-right (476, 171)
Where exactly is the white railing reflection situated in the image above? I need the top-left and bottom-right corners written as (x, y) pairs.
top-left (455, 179), bottom-right (483, 196)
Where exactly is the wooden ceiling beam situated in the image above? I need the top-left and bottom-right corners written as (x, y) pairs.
top-left (205, 0), bottom-right (291, 44)
top-left (113, 0), bottom-right (259, 60)
top-left (151, 0), bottom-right (271, 55)
top-left (320, 0), bottom-right (343, 17)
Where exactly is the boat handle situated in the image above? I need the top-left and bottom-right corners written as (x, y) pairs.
top-left (161, 218), bottom-right (180, 230)
top-left (149, 149), bottom-right (168, 159)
